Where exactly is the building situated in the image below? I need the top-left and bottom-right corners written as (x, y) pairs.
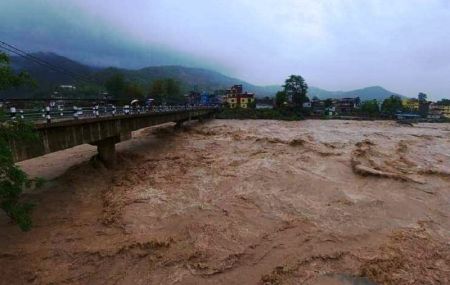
top-left (428, 103), bottom-right (450, 119)
top-left (224, 85), bottom-right (255, 109)
top-left (335, 97), bottom-right (361, 115)
top-left (432, 103), bottom-right (450, 118)
top-left (310, 98), bottom-right (325, 115)
top-left (402, 98), bottom-right (419, 112)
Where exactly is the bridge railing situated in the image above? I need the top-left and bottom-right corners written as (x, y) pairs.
top-left (4, 104), bottom-right (219, 124)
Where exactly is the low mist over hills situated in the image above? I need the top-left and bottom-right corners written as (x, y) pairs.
top-left (3, 52), bottom-right (403, 101)
top-left (309, 86), bottom-right (404, 102)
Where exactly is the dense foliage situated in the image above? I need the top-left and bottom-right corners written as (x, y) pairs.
top-left (104, 72), bottom-right (184, 105)
top-left (275, 91), bottom-right (288, 108)
top-left (283, 75), bottom-right (309, 108)
top-left (148, 78), bottom-right (183, 105)
top-left (0, 120), bottom-right (39, 231)
top-left (0, 53), bottom-right (33, 90)
top-left (436, 99), bottom-right (450, 106)
top-left (381, 95), bottom-right (403, 116)
top-left (1, 52), bottom-right (39, 231)
top-left (359, 100), bottom-right (381, 117)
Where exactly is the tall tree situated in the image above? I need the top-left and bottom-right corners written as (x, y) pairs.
top-left (359, 100), bottom-right (380, 117)
top-left (105, 73), bottom-right (127, 100)
top-left (283, 75), bottom-right (308, 108)
top-left (323, 98), bottom-right (333, 108)
top-left (0, 52), bottom-right (38, 231)
top-left (148, 79), bottom-right (183, 105)
top-left (125, 83), bottom-right (144, 101)
top-left (381, 95), bottom-right (403, 116)
top-left (418, 92), bottom-right (430, 117)
top-left (0, 52), bottom-right (32, 89)
top-left (418, 92), bottom-right (428, 102)
top-left (275, 91), bottom-right (288, 108)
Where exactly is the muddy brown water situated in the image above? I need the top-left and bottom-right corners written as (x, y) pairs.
top-left (1, 120), bottom-right (449, 284)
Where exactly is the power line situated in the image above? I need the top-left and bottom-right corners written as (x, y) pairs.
top-left (0, 41), bottom-right (97, 85)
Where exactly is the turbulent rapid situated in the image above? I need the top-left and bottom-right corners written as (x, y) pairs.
top-left (1, 120), bottom-right (449, 284)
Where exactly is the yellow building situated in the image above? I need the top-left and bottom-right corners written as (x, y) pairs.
top-left (402, 98), bottom-right (419, 111)
top-left (431, 103), bottom-right (450, 118)
top-left (227, 97), bottom-right (238, 108)
top-left (443, 105), bottom-right (450, 118)
top-left (224, 85), bottom-right (255, 109)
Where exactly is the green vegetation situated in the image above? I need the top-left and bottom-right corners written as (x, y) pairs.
top-left (0, 120), bottom-right (38, 231)
top-left (381, 95), bottom-right (403, 116)
top-left (217, 107), bottom-right (303, 121)
top-left (148, 78), bottom-right (183, 105)
top-left (105, 73), bottom-right (127, 100)
top-left (275, 91), bottom-right (288, 108)
top-left (0, 53), bottom-right (33, 89)
top-left (359, 100), bottom-right (380, 117)
top-left (103, 72), bottom-right (185, 104)
top-left (1, 52), bottom-right (39, 231)
top-left (436, 99), bottom-right (450, 106)
top-left (283, 75), bottom-right (309, 108)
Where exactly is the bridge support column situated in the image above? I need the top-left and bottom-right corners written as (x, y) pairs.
top-left (94, 136), bottom-right (120, 167)
top-left (174, 121), bottom-right (184, 129)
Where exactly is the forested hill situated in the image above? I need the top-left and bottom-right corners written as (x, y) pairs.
top-left (4, 52), bottom-right (403, 101)
top-left (5, 52), bottom-right (280, 98)
top-left (309, 86), bottom-right (404, 101)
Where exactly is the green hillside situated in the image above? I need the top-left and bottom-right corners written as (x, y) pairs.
top-left (2, 52), bottom-right (403, 101)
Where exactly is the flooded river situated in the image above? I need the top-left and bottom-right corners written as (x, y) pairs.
top-left (1, 120), bottom-right (449, 284)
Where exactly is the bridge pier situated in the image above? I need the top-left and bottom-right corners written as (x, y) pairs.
top-left (93, 136), bottom-right (120, 167)
top-left (174, 120), bottom-right (184, 129)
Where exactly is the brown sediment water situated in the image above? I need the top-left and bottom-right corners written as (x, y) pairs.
top-left (0, 120), bottom-right (449, 284)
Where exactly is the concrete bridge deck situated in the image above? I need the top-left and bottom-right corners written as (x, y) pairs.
top-left (10, 107), bottom-right (217, 166)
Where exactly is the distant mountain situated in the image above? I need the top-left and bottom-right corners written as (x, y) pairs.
top-left (94, 66), bottom-right (281, 97)
top-left (9, 52), bottom-right (97, 86)
top-left (5, 52), bottom-right (279, 97)
top-left (4, 52), bottom-right (401, 101)
top-left (309, 86), bottom-right (404, 101)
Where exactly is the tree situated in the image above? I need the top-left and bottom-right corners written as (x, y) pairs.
top-left (148, 79), bottom-right (183, 105)
top-left (418, 93), bottom-right (430, 117)
top-left (248, 99), bottom-right (257, 109)
top-left (418, 92), bottom-right (427, 102)
top-left (323, 99), bottom-right (333, 108)
top-left (381, 95), bottom-right (403, 116)
top-left (0, 52), bottom-right (38, 231)
top-left (149, 79), bottom-right (168, 105)
top-left (359, 100), bottom-right (380, 117)
top-left (105, 73), bottom-right (127, 100)
top-left (283, 75), bottom-right (308, 108)
top-left (0, 53), bottom-right (33, 89)
top-left (125, 83), bottom-right (144, 101)
top-left (165, 78), bottom-right (183, 104)
top-left (436, 99), bottom-right (450, 106)
top-left (275, 91), bottom-right (288, 108)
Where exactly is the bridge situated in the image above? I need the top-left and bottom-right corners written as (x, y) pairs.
top-left (8, 106), bottom-right (218, 167)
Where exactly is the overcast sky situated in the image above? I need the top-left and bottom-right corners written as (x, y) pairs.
top-left (1, 0), bottom-right (449, 99)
